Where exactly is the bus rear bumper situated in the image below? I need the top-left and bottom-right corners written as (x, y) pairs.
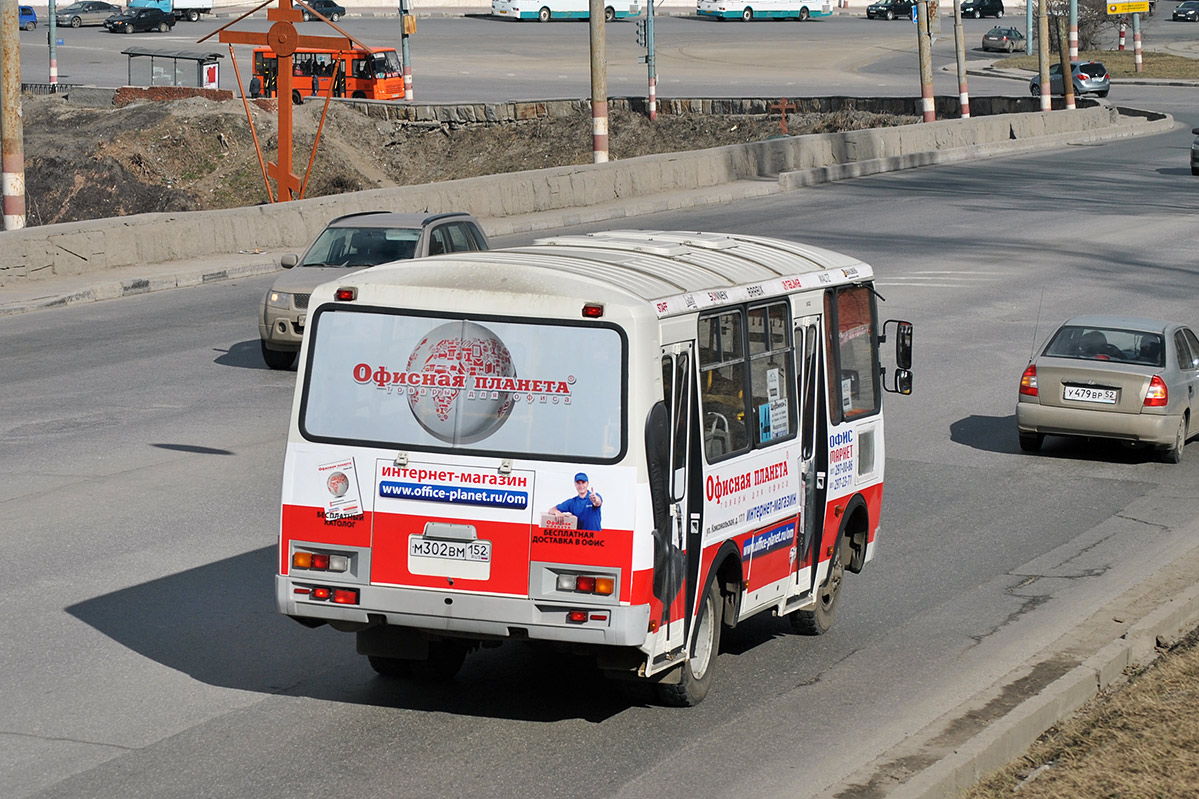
top-left (276, 575), bottom-right (650, 647)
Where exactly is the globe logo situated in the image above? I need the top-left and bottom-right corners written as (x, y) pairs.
top-left (326, 471), bottom-right (350, 498)
top-left (406, 321), bottom-right (516, 443)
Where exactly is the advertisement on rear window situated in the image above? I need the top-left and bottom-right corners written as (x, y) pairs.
top-left (302, 310), bottom-right (625, 460)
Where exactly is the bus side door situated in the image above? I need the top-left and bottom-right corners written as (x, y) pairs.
top-left (657, 344), bottom-right (697, 653)
top-left (795, 314), bottom-right (826, 595)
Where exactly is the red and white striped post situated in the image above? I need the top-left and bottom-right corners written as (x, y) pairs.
top-left (1118, 20), bottom-right (1126, 51)
top-left (1133, 12), bottom-right (1143, 73)
top-left (953, 0), bottom-right (969, 118)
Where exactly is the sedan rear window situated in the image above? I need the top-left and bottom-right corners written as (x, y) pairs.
top-left (1044, 326), bottom-right (1164, 367)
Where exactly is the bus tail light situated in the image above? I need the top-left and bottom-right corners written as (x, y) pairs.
top-left (1144, 376), bottom-right (1168, 407)
top-left (1019, 365), bottom-right (1038, 396)
top-left (567, 610), bottom-right (588, 623)
top-left (303, 586), bottom-right (359, 605)
top-left (332, 588), bottom-right (359, 605)
top-left (293, 551), bottom-right (350, 572)
top-left (556, 572), bottom-right (616, 596)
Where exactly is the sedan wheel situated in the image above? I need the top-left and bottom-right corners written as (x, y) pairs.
top-left (974, 9), bottom-right (981, 17)
top-left (125, 22), bottom-right (133, 32)
top-left (71, 16), bottom-right (82, 27)
top-left (1162, 417), bottom-right (1187, 463)
top-left (158, 21), bottom-right (168, 32)
top-left (996, 9), bottom-right (1003, 16)
top-left (886, 9), bottom-right (894, 19)
top-left (330, 12), bottom-right (340, 21)
top-left (1018, 432), bottom-right (1044, 453)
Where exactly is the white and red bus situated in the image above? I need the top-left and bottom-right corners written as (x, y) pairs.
top-left (276, 230), bottom-right (913, 705)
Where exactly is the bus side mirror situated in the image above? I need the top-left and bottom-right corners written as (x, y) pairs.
top-left (882, 319), bottom-right (914, 394)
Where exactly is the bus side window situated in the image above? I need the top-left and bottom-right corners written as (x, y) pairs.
top-left (698, 311), bottom-right (749, 460)
top-left (747, 302), bottom-right (795, 446)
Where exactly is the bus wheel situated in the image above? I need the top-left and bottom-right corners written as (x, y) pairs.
top-left (741, 7), bottom-right (753, 20)
top-left (798, 6), bottom-right (809, 19)
top-left (409, 640), bottom-right (469, 681)
top-left (790, 540), bottom-right (844, 635)
top-left (538, 6), bottom-right (551, 21)
top-left (352, 90), bottom-right (366, 99)
top-left (658, 581), bottom-right (722, 706)
top-left (604, 6), bottom-right (615, 21)
top-left (291, 89), bottom-right (304, 106)
top-left (367, 655), bottom-right (411, 678)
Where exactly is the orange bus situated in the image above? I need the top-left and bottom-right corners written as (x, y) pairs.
top-left (252, 46), bottom-right (404, 101)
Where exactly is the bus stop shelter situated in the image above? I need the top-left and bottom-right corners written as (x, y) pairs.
top-left (122, 47), bottom-right (223, 89)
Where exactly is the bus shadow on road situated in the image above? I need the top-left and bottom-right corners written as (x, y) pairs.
top-left (65, 546), bottom-right (638, 723)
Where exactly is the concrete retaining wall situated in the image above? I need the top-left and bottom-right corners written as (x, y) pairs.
top-left (0, 101), bottom-right (1120, 287)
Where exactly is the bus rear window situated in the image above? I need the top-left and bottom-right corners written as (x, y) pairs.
top-left (301, 309), bottom-right (626, 461)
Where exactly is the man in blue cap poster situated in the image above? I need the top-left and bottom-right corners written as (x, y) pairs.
top-left (546, 473), bottom-right (603, 531)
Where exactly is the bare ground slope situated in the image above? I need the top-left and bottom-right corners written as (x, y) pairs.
top-left (21, 93), bottom-right (915, 226)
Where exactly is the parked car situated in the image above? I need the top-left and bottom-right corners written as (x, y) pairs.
top-left (1028, 60), bottom-right (1110, 98)
top-left (866, 0), bottom-right (915, 19)
top-left (1191, 126), bottom-right (1199, 176)
top-left (259, 211), bottom-right (490, 370)
top-left (981, 25), bottom-right (1024, 52)
top-left (104, 7), bottom-right (176, 32)
top-left (1016, 316), bottom-right (1199, 462)
top-left (57, 1), bottom-right (122, 27)
top-left (960, 0), bottom-right (1003, 17)
top-left (18, 5), bottom-right (36, 29)
top-left (301, 0), bottom-right (346, 21)
top-left (1174, 0), bottom-right (1199, 20)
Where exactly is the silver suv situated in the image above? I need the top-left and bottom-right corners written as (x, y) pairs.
top-left (1028, 60), bottom-right (1110, 98)
top-left (258, 211), bottom-right (489, 370)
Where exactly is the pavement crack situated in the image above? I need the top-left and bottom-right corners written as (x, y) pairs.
top-left (1113, 512), bottom-right (1170, 532)
top-left (0, 729), bottom-right (134, 751)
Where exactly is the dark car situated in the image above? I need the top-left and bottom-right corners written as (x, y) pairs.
top-left (1174, 0), bottom-right (1199, 20)
top-left (1029, 60), bottom-right (1110, 98)
top-left (1190, 126), bottom-right (1199, 176)
top-left (960, 0), bottom-right (1004, 17)
top-left (104, 7), bottom-right (176, 32)
top-left (866, 0), bottom-right (915, 19)
top-left (302, 0), bottom-right (346, 21)
top-left (19, 5), bottom-right (37, 29)
top-left (258, 211), bottom-right (490, 369)
top-left (981, 25), bottom-right (1024, 52)
top-left (57, 1), bottom-right (122, 27)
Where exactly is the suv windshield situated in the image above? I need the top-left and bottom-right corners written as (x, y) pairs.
top-left (301, 226), bottom-right (420, 267)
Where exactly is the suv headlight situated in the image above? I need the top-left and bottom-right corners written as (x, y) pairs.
top-left (266, 290), bottom-right (292, 309)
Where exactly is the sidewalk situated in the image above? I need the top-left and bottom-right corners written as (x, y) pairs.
top-left (0, 250), bottom-right (287, 317)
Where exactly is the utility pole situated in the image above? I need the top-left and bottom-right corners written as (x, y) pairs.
top-left (399, 0), bottom-right (413, 100)
top-left (1056, 15), bottom-right (1074, 110)
top-left (1068, 0), bottom-right (1077, 59)
top-left (1025, 0), bottom-right (1033, 55)
top-left (1036, 0), bottom-right (1051, 111)
top-left (48, 0), bottom-right (58, 85)
top-left (915, 0), bottom-right (934, 122)
top-left (589, 0), bottom-right (608, 162)
top-left (1, 0), bottom-right (27, 229)
top-left (636, 1), bottom-right (656, 120)
top-left (952, 0), bottom-right (968, 118)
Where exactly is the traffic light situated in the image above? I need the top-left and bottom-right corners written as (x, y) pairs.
top-left (635, 18), bottom-right (647, 47)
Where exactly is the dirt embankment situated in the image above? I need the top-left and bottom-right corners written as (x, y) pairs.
top-left (21, 93), bottom-right (916, 227)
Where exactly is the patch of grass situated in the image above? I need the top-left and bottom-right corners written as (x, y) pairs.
top-left (1003, 49), bottom-right (1199, 79)
top-left (964, 628), bottom-right (1199, 799)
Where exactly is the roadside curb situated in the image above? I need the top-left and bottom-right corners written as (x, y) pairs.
top-left (0, 259), bottom-right (282, 317)
top-left (887, 559), bottom-right (1199, 799)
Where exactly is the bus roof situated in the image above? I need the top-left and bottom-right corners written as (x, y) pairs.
top-left (348, 230), bottom-right (874, 319)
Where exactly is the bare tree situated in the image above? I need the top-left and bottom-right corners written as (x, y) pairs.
top-left (1042, 0), bottom-right (1129, 52)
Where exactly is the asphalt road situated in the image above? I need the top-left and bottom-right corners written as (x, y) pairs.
top-left (2, 76), bottom-right (1198, 797)
top-left (14, 9), bottom-right (1199, 101)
